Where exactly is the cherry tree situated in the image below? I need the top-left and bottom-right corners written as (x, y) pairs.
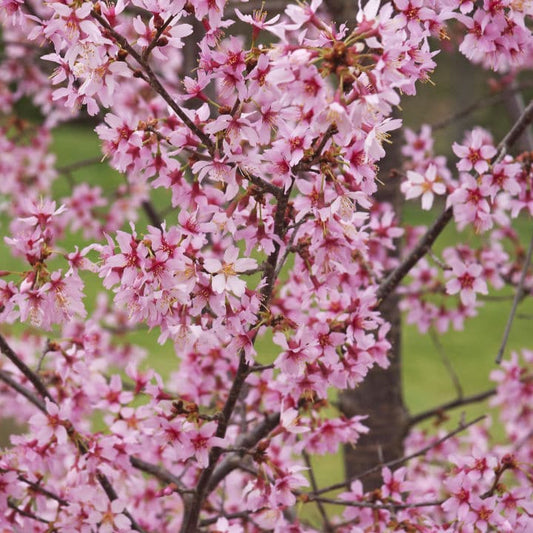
top-left (0, 0), bottom-right (532, 532)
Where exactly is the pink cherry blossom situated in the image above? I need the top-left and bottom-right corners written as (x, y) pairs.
top-left (203, 246), bottom-right (257, 296)
top-left (445, 259), bottom-right (488, 306)
top-left (402, 163), bottom-right (447, 210)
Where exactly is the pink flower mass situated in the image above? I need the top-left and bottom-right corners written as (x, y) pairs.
top-left (0, 1), bottom-right (531, 532)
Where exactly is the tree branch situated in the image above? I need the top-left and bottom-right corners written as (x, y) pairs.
top-left (303, 451), bottom-right (334, 532)
top-left (307, 495), bottom-right (444, 510)
top-left (496, 227), bottom-right (533, 363)
top-left (0, 334), bottom-right (55, 403)
top-left (0, 368), bottom-right (46, 412)
top-left (7, 500), bottom-right (51, 526)
top-left (130, 456), bottom-right (191, 495)
top-left (91, 10), bottom-right (215, 153)
top-left (408, 390), bottom-right (496, 427)
top-left (206, 413), bottom-right (281, 495)
top-left (376, 206), bottom-right (453, 307)
top-left (495, 99), bottom-right (533, 163)
top-left (313, 415), bottom-right (486, 496)
top-left (431, 82), bottom-right (533, 131)
top-left (141, 200), bottom-right (163, 229)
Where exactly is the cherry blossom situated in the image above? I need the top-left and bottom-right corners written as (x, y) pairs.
top-left (402, 163), bottom-right (447, 210)
top-left (0, 1), bottom-right (532, 532)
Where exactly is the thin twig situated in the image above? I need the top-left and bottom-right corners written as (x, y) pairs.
top-left (376, 207), bottom-right (453, 306)
top-left (495, 99), bottom-right (533, 163)
top-left (130, 456), bottom-right (192, 494)
top-left (303, 451), bottom-right (334, 532)
top-left (308, 495), bottom-right (444, 510)
top-left (314, 415), bottom-right (486, 496)
top-left (17, 475), bottom-right (69, 506)
top-left (56, 156), bottom-right (103, 174)
top-left (0, 334), bottom-right (54, 403)
top-left (198, 508), bottom-right (267, 527)
top-left (206, 412), bottom-right (280, 495)
top-left (429, 328), bottom-right (463, 399)
top-left (0, 368), bottom-right (46, 412)
top-left (141, 200), bottom-right (163, 229)
top-left (431, 83), bottom-right (533, 130)
top-left (7, 500), bottom-right (52, 526)
top-left (408, 390), bottom-right (496, 427)
top-left (142, 15), bottom-right (176, 61)
top-left (496, 228), bottom-right (533, 364)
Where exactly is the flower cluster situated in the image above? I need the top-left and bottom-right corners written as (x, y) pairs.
top-left (0, 0), bottom-right (531, 532)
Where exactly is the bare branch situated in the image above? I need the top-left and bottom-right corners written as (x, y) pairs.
top-left (308, 495), bottom-right (444, 510)
top-left (408, 390), bottom-right (496, 427)
top-left (7, 500), bottom-right (52, 526)
top-left (142, 15), bottom-right (176, 62)
top-left (206, 412), bottom-right (281, 495)
top-left (56, 156), bottom-right (103, 175)
top-left (0, 368), bottom-right (46, 412)
top-left (376, 206), bottom-right (453, 306)
top-left (141, 200), bottom-right (163, 229)
top-left (496, 227), bottom-right (533, 364)
top-left (495, 99), bottom-right (533, 163)
top-left (431, 82), bottom-right (533, 131)
top-left (0, 334), bottom-right (55, 403)
top-left (314, 415), bottom-right (486, 496)
top-left (18, 475), bottom-right (69, 507)
top-left (130, 456), bottom-right (191, 495)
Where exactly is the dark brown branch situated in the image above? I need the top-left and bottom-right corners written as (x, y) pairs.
top-left (130, 456), bottom-right (191, 494)
top-left (180, 182), bottom-right (294, 531)
top-left (7, 500), bottom-right (51, 525)
top-left (293, 125), bottom-right (338, 172)
top-left (206, 413), bottom-right (281, 494)
top-left (0, 334), bottom-right (55, 403)
top-left (18, 475), bottom-right (69, 506)
top-left (142, 15), bottom-right (176, 62)
top-left (308, 495), bottom-right (444, 510)
top-left (355, 415), bottom-right (486, 479)
top-left (376, 206), bottom-right (453, 306)
top-left (495, 99), bottom-right (533, 162)
top-left (95, 472), bottom-right (149, 533)
top-left (240, 168), bottom-right (283, 197)
top-left (408, 390), bottom-right (496, 427)
top-left (91, 10), bottom-right (215, 153)
top-left (198, 509), bottom-right (266, 527)
top-left (314, 415), bottom-right (486, 496)
top-left (377, 96), bottom-right (533, 306)
top-left (141, 200), bottom-right (163, 229)
top-left (0, 368), bottom-right (46, 412)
